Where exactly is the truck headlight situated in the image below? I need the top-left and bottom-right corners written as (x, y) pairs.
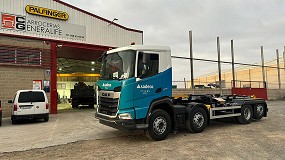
top-left (118, 113), bottom-right (132, 120)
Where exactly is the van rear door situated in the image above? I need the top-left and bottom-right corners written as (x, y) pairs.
top-left (33, 91), bottom-right (47, 114)
top-left (17, 91), bottom-right (46, 115)
top-left (17, 91), bottom-right (36, 115)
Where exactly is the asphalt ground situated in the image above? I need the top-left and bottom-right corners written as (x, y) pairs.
top-left (0, 101), bottom-right (284, 159)
top-left (0, 106), bottom-right (133, 153)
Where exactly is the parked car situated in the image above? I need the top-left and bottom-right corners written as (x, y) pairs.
top-left (194, 85), bottom-right (209, 89)
top-left (0, 100), bottom-right (2, 127)
top-left (8, 90), bottom-right (49, 124)
top-left (207, 83), bottom-right (220, 88)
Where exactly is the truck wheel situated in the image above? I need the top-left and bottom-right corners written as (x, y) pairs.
top-left (145, 109), bottom-right (171, 141)
top-left (0, 119), bottom-right (2, 127)
top-left (186, 107), bottom-right (207, 133)
top-left (254, 104), bottom-right (265, 120)
top-left (237, 105), bottom-right (253, 124)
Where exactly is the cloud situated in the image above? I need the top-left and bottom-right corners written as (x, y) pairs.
top-left (62, 0), bottom-right (285, 81)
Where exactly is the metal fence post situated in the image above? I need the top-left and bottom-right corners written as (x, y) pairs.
top-left (217, 37), bottom-right (222, 94)
top-left (261, 46), bottom-right (266, 88)
top-left (189, 31), bottom-right (194, 89)
top-left (231, 40), bottom-right (235, 88)
top-left (283, 46), bottom-right (285, 70)
top-left (249, 69), bottom-right (251, 88)
top-left (276, 49), bottom-right (281, 89)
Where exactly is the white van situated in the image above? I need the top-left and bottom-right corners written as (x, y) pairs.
top-left (9, 90), bottom-right (49, 124)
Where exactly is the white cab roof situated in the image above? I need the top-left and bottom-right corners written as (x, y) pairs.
top-left (107, 45), bottom-right (171, 54)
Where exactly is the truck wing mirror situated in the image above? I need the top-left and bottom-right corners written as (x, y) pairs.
top-left (97, 51), bottom-right (107, 62)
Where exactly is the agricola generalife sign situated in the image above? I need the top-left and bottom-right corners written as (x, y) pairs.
top-left (1, 10), bottom-right (86, 40)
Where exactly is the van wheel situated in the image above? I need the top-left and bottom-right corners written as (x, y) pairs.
top-left (186, 107), bottom-right (207, 133)
top-left (12, 117), bottom-right (18, 124)
top-left (145, 109), bottom-right (171, 141)
top-left (237, 105), bottom-right (253, 124)
top-left (44, 116), bottom-right (49, 122)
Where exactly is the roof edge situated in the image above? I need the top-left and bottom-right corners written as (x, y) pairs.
top-left (53, 0), bottom-right (143, 33)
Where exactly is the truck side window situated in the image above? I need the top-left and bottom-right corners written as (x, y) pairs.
top-left (137, 52), bottom-right (159, 78)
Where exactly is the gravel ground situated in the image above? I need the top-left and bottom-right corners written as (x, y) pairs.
top-left (0, 100), bottom-right (284, 160)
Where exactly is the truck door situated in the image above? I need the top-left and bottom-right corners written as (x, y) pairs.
top-left (133, 52), bottom-right (161, 119)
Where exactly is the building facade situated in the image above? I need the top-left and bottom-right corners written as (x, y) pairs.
top-left (0, 0), bottom-right (143, 116)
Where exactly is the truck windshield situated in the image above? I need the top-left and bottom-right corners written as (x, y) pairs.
top-left (100, 50), bottom-right (136, 80)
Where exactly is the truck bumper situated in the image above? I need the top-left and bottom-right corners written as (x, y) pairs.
top-left (95, 112), bottom-right (147, 131)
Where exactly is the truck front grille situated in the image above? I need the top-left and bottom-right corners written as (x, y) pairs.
top-left (98, 97), bottom-right (119, 116)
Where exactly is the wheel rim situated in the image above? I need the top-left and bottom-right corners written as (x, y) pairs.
top-left (193, 112), bottom-right (204, 128)
top-left (153, 116), bottom-right (167, 135)
top-left (244, 108), bottom-right (251, 120)
top-left (256, 105), bottom-right (264, 116)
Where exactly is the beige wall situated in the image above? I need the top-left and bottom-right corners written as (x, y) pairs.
top-left (0, 66), bottom-right (50, 117)
top-left (0, 36), bottom-right (51, 117)
top-left (193, 59), bottom-right (285, 89)
top-left (0, 36), bottom-right (50, 49)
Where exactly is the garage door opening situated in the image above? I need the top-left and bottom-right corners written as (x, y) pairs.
top-left (55, 44), bottom-right (107, 112)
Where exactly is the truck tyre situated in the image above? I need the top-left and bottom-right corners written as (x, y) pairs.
top-left (145, 109), bottom-right (171, 141)
top-left (72, 104), bottom-right (78, 109)
top-left (186, 107), bottom-right (207, 133)
top-left (254, 104), bottom-right (265, 120)
top-left (0, 119), bottom-right (2, 127)
top-left (237, 105), bottom-right (253, 124)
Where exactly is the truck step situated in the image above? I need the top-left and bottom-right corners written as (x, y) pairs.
top-left (210, 113), bottom-right (241, 119)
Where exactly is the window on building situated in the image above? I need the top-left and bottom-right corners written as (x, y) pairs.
top-left (0, 45), bottom-right (44, 66)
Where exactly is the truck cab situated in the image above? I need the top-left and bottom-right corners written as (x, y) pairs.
top-left (95, 45), bottom-right (173, 130)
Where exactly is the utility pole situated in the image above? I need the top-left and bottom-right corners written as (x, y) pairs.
top-left (231, 40), bottom-right (235, 88)
top-left (217, 37), bottom-right (222, 95)
top-left (189, 31), bottom-right (194, 89)
top-left (276, 49), bottom-right (281, 89)
top-left (261, 46), bottom-right (266, 88)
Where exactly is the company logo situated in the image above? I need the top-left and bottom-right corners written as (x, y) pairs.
top-left (1, 13), bottom-right (26, 31)
top-left (1, 13), bottom-right (85, 40)
top-left (25, 5), bottom-right (69, 21)
top-left (137, 84), bottom-right (154, 89)
top-left (102, 83), bottom-right (112, 87)
top-left (102, 93), bottom-right (111, 97)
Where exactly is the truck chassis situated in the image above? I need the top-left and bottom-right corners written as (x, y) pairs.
top-left (145, 94), bottom-right (267, 140)
top-left (97, 94), bottom-right (268, 141)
